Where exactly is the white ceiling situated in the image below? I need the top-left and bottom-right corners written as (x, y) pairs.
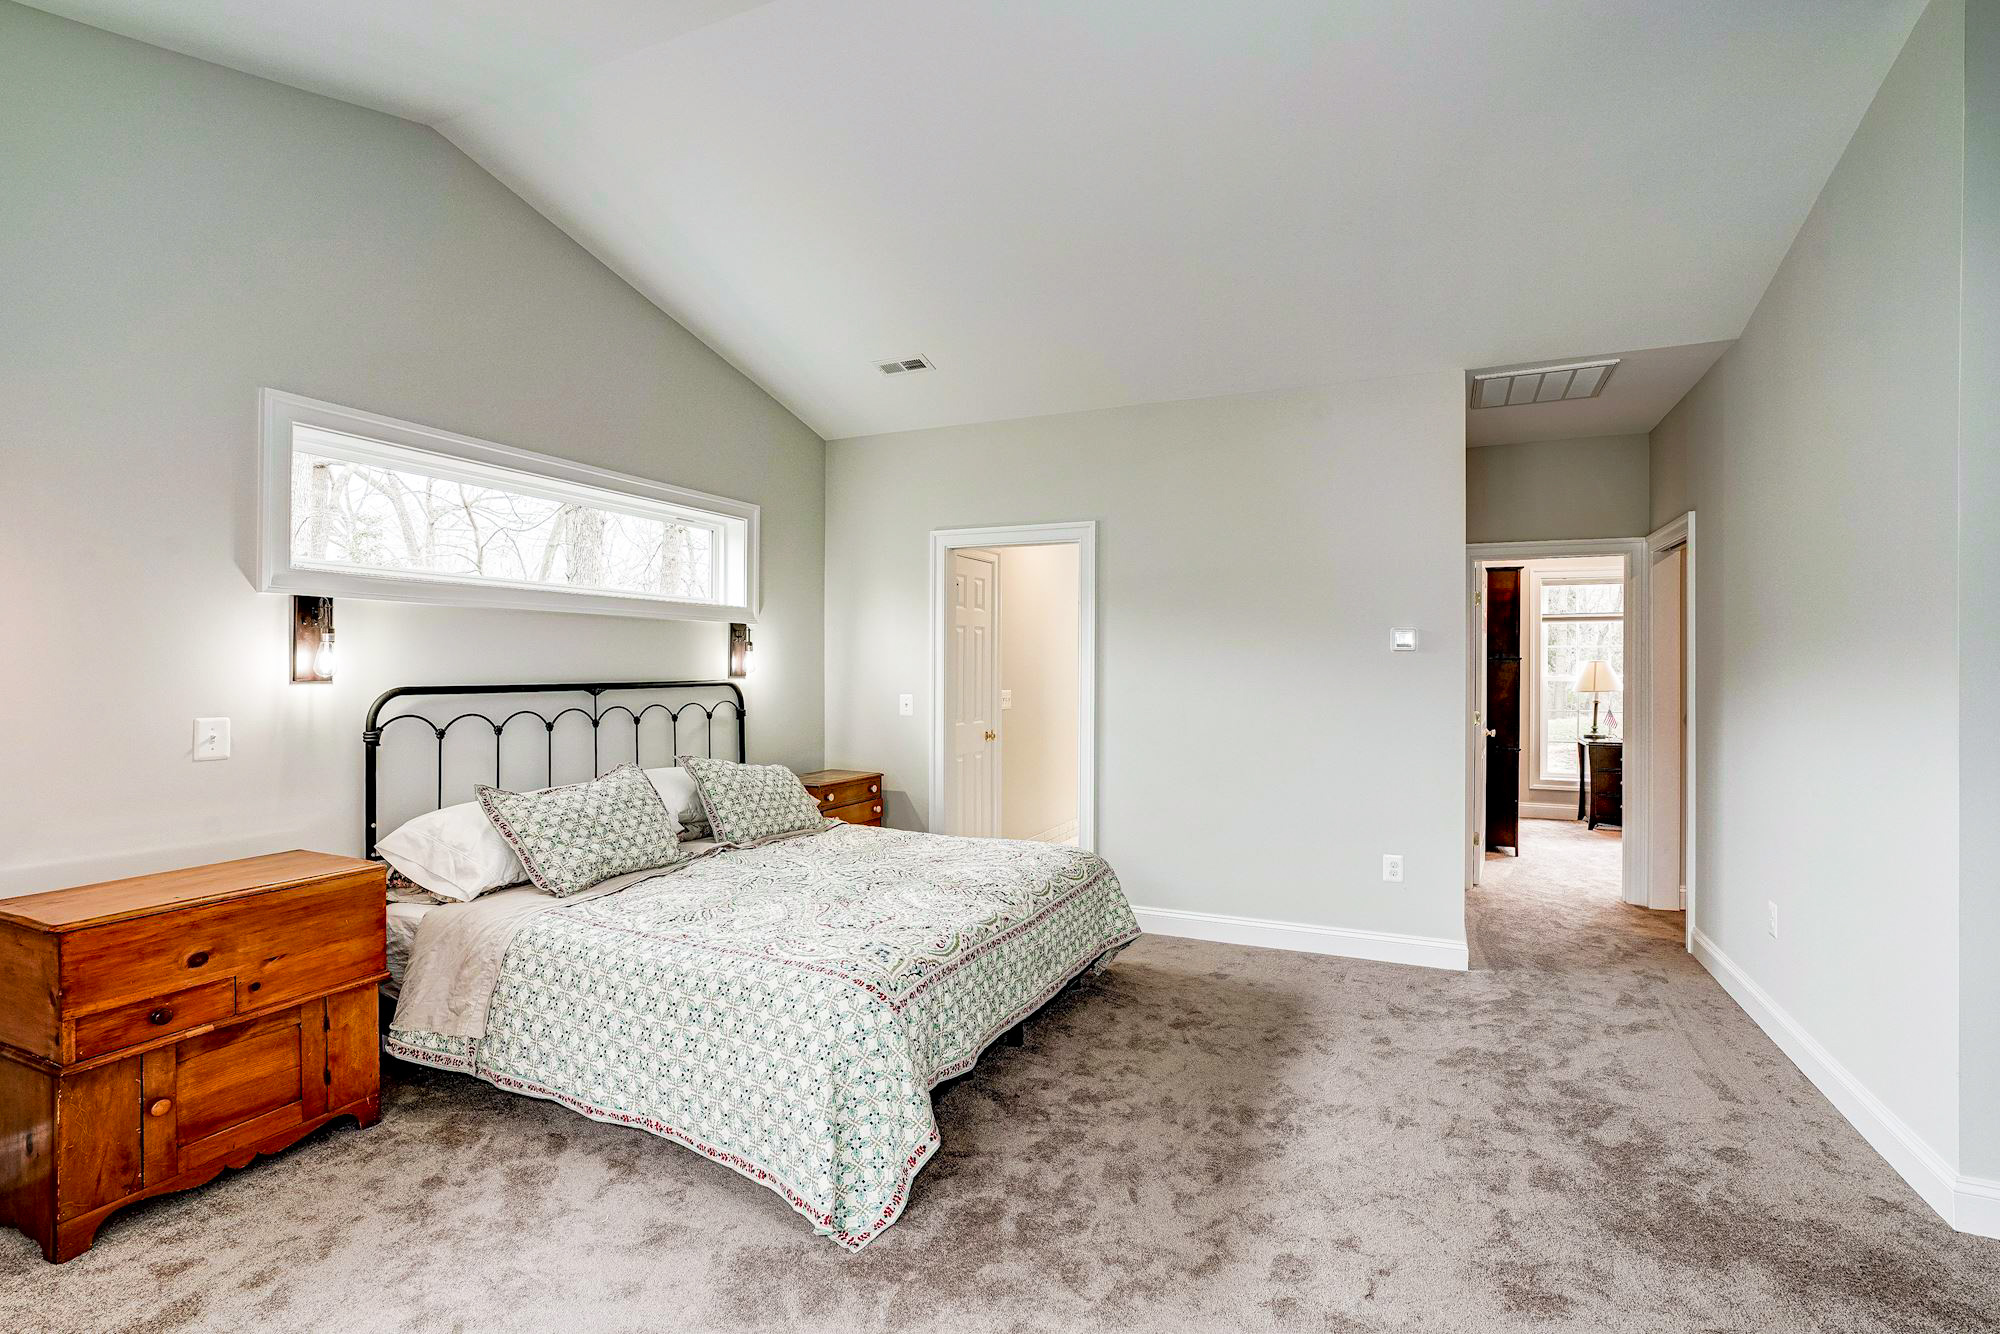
top-left (1465, 341), bottom-right (1733, 448)
top-left (30, 1), bottom-right (1923, 441)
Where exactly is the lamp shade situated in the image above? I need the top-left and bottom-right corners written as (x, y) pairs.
top-left (1572, 659), bottom-right (1622, 694)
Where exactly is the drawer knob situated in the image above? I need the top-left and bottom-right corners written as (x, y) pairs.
top-left (870, 784), bottom-right (878, 794)
top-left (186, 950), bottom-right (209, 968)
top-left (148, 1006), bottom-right (174, 1026)
top-left (148, 1098), bottom-right (173, 1118)
top-left (873, 805), bottom-right (882, 814)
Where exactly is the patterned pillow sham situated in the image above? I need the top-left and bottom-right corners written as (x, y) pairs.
top-left (474, 763), bottom-right (682, 897)
top-left (677, 754), bottom-right (827, 847)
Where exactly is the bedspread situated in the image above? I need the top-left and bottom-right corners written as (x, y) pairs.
top-left (386, 823), bottom-right (1138, 1248)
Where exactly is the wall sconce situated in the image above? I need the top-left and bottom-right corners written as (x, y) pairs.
top-left (291, 596), bottom-right (335, 684)
top-left (728, 622), bottom-right (754, 678)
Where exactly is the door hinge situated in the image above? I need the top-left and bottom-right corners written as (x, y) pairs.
top-left (1473, 831), bottom-right (1481, 846)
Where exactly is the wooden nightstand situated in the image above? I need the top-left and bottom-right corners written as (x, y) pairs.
top-left (799, 769), bottom-right (884, 826)
top-left (0, 850), bottom-right (387, 1262)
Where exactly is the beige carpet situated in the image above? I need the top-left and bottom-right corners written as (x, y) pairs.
top-left (5, 820), bottom-right (1996, 1332)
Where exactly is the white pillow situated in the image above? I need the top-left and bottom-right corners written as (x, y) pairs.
top-left (644, 766), bottom-right (711, 839)
top-left (377, 801), bottom-right (531, 903)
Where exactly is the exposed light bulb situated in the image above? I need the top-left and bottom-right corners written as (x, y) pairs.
top-left (313, 631), bottom-right (336, 681)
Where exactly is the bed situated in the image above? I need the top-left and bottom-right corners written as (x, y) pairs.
top-left (364, 681), bottom-right (1139, 1249)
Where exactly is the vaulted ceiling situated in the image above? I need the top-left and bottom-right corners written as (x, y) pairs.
top-left (29, 0), bottom-right (1924, 440)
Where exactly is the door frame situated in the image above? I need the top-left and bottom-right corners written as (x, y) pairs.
top-left (1466, 537), bottom-right (1652, 909)
top-left (1646, 512), bottom-right (1697, 950)
top-left (929, 521), bottom-right (1098, 849)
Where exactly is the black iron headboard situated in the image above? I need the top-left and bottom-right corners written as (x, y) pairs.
top-left (361, 680), bottom-right (746, 860)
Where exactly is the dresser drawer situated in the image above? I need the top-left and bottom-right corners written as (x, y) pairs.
top-left (73, 978), bottom-right (235, 1061)
top-left (59, 873), bottom-right (384, 1013)
top-left (812, 776), bottom-right (880, 812)
top-left (827, 798), bottom-right (883, 825)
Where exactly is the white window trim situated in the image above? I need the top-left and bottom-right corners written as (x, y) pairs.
top-left (257, 390), bottom-right (759, 623)
top-left (1527, 566), bottom-right (1626, 791)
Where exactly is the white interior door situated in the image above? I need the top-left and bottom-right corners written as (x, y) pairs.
top-left (1647, 544), bottom-right (1686, 910)
top-left (947, 549), bottom-right (1001, 836)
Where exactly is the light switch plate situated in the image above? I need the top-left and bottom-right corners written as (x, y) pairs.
top-left (1000, 689), bottom-right (1013, 710)
top-left (193, 717), bottom-right (231, 761)
top-left (1391, 628), bottom-right (1419, 652)
top-left (898, 693), bottom-right (914, 717)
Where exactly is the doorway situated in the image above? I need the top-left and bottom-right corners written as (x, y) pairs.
top-left (1467, 538), bottom-right (1652, 907)
top-left (930, 522), bottom-right (1097, 848)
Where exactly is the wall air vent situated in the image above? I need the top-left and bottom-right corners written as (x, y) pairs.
top-left (1469, 358), bottom-right (1619, 409)
top-left (876, 355), bottom-right (935, 375)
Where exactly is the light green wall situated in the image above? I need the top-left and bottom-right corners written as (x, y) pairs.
top-left (1466, 434), bottom-right (1650, 543)
top-left (826, 372), bottom-right (1469, 948)
top-left (1649, 0), bottom-right (1965, 1166)
top-left (0, 4), bottom-right (826, 891)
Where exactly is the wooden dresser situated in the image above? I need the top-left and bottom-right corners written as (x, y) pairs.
top-left (799, 769), bottom-right (884, 826)
top-left (0, 850), bottom-right (386, 1262)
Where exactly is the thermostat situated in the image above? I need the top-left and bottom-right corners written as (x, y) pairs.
top-left (1391, 628), bottom-right (1419, 652)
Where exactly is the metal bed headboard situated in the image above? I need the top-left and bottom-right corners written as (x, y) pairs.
top-left (361, 680), bottom-right (746, 860)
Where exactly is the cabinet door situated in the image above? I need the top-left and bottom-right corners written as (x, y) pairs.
top-left (173, 1007), bottom-right (311, 1174)
top-left (55, 1057), bottom-right (141, 1221)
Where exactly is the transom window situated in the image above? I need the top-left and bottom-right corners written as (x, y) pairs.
top-left (258, 392), bottom-right (756, 621)
top-left (1534, 573), bottom-right (1624, 785)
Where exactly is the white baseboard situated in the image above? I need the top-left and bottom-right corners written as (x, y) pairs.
top-left (1519, 802), bottom-right (1579, 821)
top-left (1025, 819), bottom-right (1079, 844)
top-left (1956, 1175), bottom-right (2000, 1239)
top-left (1133, 905), bottom-right (1468, 972)
top-left (1692, 930), bottom-right (1997, 1239)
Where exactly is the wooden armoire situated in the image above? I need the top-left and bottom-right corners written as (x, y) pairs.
top-left (1484, 567), bottom-right (1523, 855)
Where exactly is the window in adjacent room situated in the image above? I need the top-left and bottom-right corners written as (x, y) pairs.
top-left (1534, 574), bottom-right (1624, 785)
top-left (258, 391), bottom-right (757, 621)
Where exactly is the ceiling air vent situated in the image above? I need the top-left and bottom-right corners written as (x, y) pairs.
top-left (876, 355), bottom-right (935, 375)
top-left (1469, 358), bottom-right (1618, 409)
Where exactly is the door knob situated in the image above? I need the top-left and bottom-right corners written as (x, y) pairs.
top-left (983, 729), bottom-right (997, 741)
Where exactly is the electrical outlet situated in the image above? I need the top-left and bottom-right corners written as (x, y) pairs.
top-left (193, 717), bottom-right (231, 762)
top-left (1382, 853), bottom-right (1404, 883)
top-left (1767, 901), bottom-right (1779, 939)
top-left (898, 693), bottom-right (914, 717)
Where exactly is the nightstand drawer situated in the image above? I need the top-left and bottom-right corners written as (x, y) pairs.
top-left (812, 776), bottom-right (880, 811)
top-left (827, 798), bottom-right (884, 825)
top-left (73, 978), bottom-right (235, 1061)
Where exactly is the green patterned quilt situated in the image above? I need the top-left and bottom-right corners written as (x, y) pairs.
top-left (386, 823), bottom-right (1139, 1249)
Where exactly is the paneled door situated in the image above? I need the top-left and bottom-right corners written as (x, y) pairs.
top-left (947, 549), bottom-right (1001, 836)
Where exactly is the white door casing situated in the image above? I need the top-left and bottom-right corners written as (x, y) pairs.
top-left (947, 549), bottom-right (1001, 836)
top-left (1648, 544), bottom-right (1686, 911)
top-left (1647, 511), bottom-right (1697, 948)
top-left (929, 522), bottom-right (1098, 850)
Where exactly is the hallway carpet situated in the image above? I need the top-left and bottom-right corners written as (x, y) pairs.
top-left (4, 821), bottom-right (1995, 1332)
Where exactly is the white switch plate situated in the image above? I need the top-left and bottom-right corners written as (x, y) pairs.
top-left (1391, 628), bottom-right (1419, 652)
top-left (193, 717), bottom-right (231, 762)
top-left (898, 693), bottom-right (914, 717)
top-left (1382, 853), bottom-right (1404, 883)
top-left (1000, 689), bottom-right (1013, 710)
